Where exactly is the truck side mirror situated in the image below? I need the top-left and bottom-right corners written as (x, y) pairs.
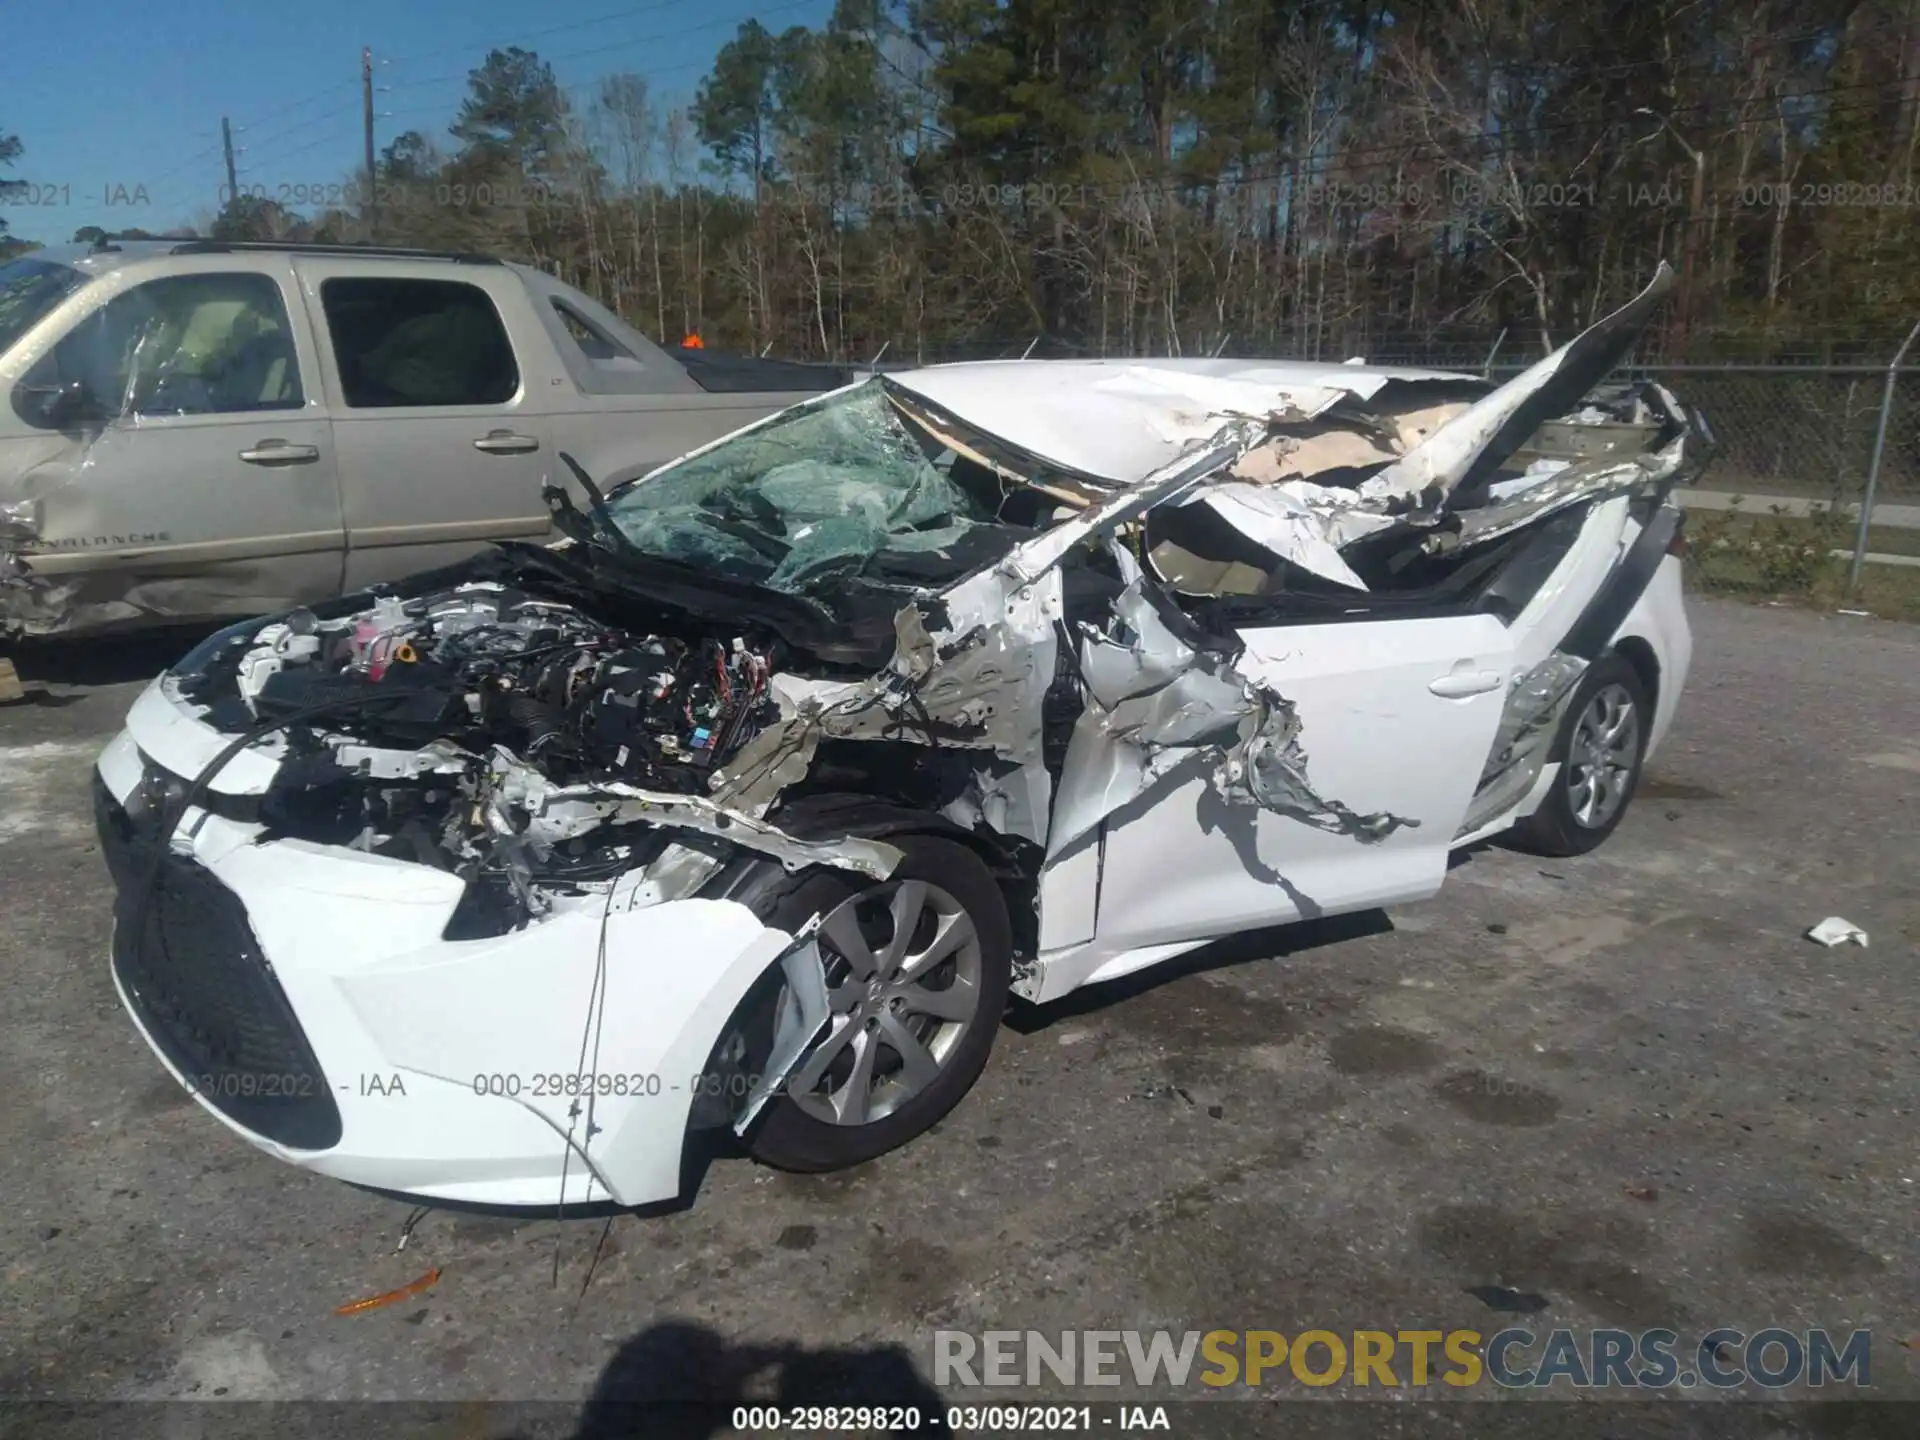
top-left (14, 377), bottom-right (104, 430)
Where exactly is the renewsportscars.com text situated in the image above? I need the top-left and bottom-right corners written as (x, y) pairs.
top-left (933, 1327), bottom-right (1874, 1390)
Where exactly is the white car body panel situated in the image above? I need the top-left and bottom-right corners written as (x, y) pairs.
top-left (94, 275), bottom-right (1702, 1206)
top-left (1616, 554), bottom-right (1692, 763)
top-left (100, 696), bottom-right (803, 1207)
top-left (1029, 613), bottom-right (1512, 1002)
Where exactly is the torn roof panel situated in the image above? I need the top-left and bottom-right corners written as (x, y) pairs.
top-left (884, 357), bottom-right (1483, 488)
top-left (1359, 264), bottom-right (1678, 511)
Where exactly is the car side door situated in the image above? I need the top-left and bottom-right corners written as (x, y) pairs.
top-left (6, 256), bottom-right (346, 625)
top-left (1037, 607), bottom-right (1512, 992)
top-left (293, 259), bottom-right (553, 590)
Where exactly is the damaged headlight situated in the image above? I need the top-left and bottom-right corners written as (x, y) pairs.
top-left (169, 611), bottom-right (285, 684)
top-left (122, 755), bottom-right (190, 824)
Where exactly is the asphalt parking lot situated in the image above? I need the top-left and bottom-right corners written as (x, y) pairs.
top-left (1, 595), bottom-right (1915, 1435)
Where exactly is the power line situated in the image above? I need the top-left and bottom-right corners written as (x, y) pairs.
top-left (224, 99), bottom-right (364, 168)
top-left (377, 51), bottom-right (739, 133)
top-left (228, 80), bottom-right (362, 137)
top-left (137, 100), bottom-right (364, 218)
top-left (381, 0), bottom-right (824, 98)
top-left (383, 0), bottom-right (719, 68)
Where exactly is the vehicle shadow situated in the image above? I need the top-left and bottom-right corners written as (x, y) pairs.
top-left (1003, 908), bottom-right (1395, 1035)
top-left (5, 624), bottom-right (218, 692)
top-left (558, 1321), bottom-right (953, 1440)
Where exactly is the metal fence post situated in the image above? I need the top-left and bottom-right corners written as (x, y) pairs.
top-left (1850, 315), bottom-right (1920, 591)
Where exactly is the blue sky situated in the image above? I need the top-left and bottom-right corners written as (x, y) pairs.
top-left (2, 0), bottom-right (836, 242)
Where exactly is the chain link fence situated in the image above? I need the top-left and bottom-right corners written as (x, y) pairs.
top-left (1553, 363), bottom-right (1918, 505)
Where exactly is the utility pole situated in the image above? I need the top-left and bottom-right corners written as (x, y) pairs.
top-left (221, 117), bottom-right (238, 206)
top-left (362, 47), bottom-right (378, 241)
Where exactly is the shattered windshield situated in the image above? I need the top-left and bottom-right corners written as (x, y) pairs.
top-left (602, 378), bottom-right (1005, 596)
top-left (0, 257), bottom-right (89, 359)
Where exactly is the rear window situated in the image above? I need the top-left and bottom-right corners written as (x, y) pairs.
top-left (0, 257), bottom-right (89, 358)
top-left (319, 277), bottom-right (517, 408)
top-left (551, 299), bottom-right (634, 362)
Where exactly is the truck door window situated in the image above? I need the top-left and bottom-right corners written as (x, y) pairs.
top-left (319, 277), bottom-right (518, 408)
top-left (0, 257), bottom-right (88, 359)
top-left (28, 272), bottom-right (303, 419)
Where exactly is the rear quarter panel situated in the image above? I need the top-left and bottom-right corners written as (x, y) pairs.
top-left (1612, 551), bottom-right (1691, 762)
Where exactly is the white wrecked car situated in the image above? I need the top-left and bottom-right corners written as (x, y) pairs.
top-left (97, 267), bottom-right (1710, 1206)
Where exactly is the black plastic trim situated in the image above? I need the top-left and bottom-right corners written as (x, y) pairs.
top-left (1559, 504), bottom-right (1683, 661)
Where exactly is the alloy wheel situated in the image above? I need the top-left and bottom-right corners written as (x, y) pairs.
top-left (1565, 681), bottom-right (1641, 829)
top-left (783, 879), bottom-right (984, 1127)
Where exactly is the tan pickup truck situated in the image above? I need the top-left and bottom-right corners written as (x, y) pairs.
top-left (0, 239), bottom-right (843, 639)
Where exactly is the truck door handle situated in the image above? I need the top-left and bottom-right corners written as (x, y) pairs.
top-left (473, 431), bottom-right (539, 455)
top-left (239, 440), bottom-right (320, 465)
top-left (1429, 667), bottom-right (1505, 699)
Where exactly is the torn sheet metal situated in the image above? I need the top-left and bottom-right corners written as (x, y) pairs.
top-left (488, 757), bottom-right (904, 880)
top-left (1083, 366), bottom-right (1356, 440)
top-left (1220, 681), bottom-right (1419, 842)
top-left (1150, 269), bottom-right (1687, 596)
top-left (718, 422), bottom-right (1264, 850)
top-left (1002, 420), bottom-right (1267, 584)
top-left (1440, 381), bottom-right (1696, 555)
top-left (1047, 578), bottom-right (1417, 857)
top-left (707, 549), bottom-right (1070, 849)
top-left (734, 922), bottom-right (831, 1133)
top-left (1358, 264), bottom-right (1678, 513)
top-left (941, 758), bottom-right (1052, 844)
top-left (1458, 651), bottom-right (1590, 836)
top-left (884, 359), bottom-right (1479, 488)
top-left (1175, 482), bottom-right (1398, 590)
top-left (1448, 433), bottom-right (1687, 553)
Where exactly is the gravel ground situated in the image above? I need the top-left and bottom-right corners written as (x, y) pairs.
top-left (0, 596), bottom-right (1914, 1438)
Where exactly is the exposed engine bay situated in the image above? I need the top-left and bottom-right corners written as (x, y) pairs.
top-left (168, 584), bottom-right (808, 933)
top-left (226, 586), bottom-right (781, 791)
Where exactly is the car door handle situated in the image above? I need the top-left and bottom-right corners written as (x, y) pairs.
top-left (1429, 667), bottom-right (1506, 699)
top-left (238, 440), bottom-right (320, 465)
top-left (473, 431), bottom-right (540, 455)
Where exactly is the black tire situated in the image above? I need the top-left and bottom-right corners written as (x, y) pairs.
top-left (722, 833), bottom-right (1012, 1173)
top-left (1509, 652), bottom-right (1652, 858)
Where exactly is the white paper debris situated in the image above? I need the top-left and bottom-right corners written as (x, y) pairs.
top-left (1805, 916), bottom-right (1869, 947)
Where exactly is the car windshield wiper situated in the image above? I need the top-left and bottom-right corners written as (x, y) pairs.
top-left (543, 452), bottom-right (655, 564)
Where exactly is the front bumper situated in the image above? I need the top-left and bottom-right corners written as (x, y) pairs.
top-left (98, 683), bottom-right (797, 1208)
